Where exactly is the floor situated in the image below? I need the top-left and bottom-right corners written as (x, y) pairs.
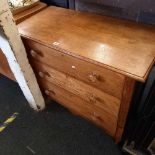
top-left (0, 74), bottom-right (123, 155)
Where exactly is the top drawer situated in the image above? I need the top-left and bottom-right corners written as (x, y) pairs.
top-left (24, 39), bottom-right (125, 99)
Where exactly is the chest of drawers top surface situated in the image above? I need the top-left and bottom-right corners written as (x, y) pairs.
top-left (17, 6), bottom-right (155, 82)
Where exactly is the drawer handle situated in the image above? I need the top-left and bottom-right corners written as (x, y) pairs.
top-left (91, 112), bottom-right (100, 121)
top-left (45, 90), bottom-right (50, 96)
top-left (38, 71), bottom-right (45, 78)
top-left (30, 50), bottom-right (44, 58)
top-left (45, 90), bottom-right (55, 96)
top-left (89, 94), bottom-right (97, 104)
top-left (89, 73), bottom-right (100, 82)
top-left (38, 71), bottom-right (51, 78)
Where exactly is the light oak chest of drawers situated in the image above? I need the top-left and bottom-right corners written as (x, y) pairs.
top-left (1, 6), bottom-right (155, 142)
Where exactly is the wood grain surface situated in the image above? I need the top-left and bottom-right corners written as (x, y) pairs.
top-left (1, 5), bottom-right (154, 142)
top-left (30, 60), bottom-right (121, 118)
top-left (38, 78), bottom-right (118, 136)
top-left (24, 39), bottom-right (125, 99)
top-left (115, 77), bottom-right (136, 142)
top-left (18, 6), bottom-right (155, 82)
top-left (14, 2), bottom-right (47, 24)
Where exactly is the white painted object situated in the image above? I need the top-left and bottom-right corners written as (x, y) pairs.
top-left (0, 0), bottom-right (45, 111)
top-left (8, 0), bottom-right (38, 8)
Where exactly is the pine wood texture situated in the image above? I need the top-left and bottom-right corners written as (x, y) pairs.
top-left (115, 78), bottom-right (136, 143)
top-left (31, 60), bottom-right (121, 115)
top-left (1, 5), bottom-right (155, 142)
top-left (11, 1), bottom-right (40, 15)
top-left (24, 39), bottom-right (125, 99)
top-left (38, 77), bottom-right (118, 136)
top-left (18, 6), bottom-right (155, 82)
top-left (13, 2), bottom-right (47, 24)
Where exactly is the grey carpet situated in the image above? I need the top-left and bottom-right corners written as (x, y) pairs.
top-left (0, 74), bottom-right (123, 155)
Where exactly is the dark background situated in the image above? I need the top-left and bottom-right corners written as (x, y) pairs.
top-left (41, 0), bottom-right (155, 25)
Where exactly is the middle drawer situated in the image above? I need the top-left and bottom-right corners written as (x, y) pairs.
top-left (31, 60), bottom-right (121, 119)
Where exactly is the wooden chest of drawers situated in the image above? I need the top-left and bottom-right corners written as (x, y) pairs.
top-left (24, 39), bottom-right (123, 137)
top-left (1, 6), bottom-right (155, 142)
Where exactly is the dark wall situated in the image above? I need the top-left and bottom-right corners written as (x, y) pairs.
top-left (73, 0), bottom-right (155, 25)
top-left (41, 0), bottom-right (68, 8)
top-left (41, 0), bottom-right (155, 25)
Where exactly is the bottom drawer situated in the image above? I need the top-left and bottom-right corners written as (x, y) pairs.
top-left (38, 79), bottom-right (118, 137)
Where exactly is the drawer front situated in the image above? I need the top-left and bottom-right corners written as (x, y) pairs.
top-left (31, 61), bottom-right (120, 118)
top-left (38, 78), bottom-right (118, 136)
top-left (24, 39), bottom-right (125, 99)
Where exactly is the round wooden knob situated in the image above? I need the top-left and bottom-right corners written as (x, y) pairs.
top-left (91, 112), bottom-right (100, 118)
top-left (89, 94), bottom-right (97, 104)
top-left (91, 112), bottom-right (98, 121)
top-left (89, 73), bottom-right (99, 82)
top-left (45, 90), bottom-right (50, 96)
top-left (30, 50), bottom-right (37, 58)
top-left (38, 71), bottom-right (44, 78)
top-left (71, 65), bottom-right (76, 69)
